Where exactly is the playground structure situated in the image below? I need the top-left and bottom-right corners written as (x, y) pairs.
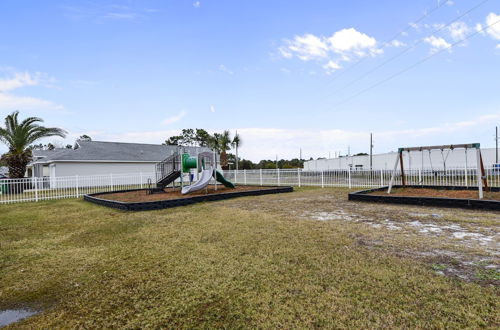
top-left (348, 142), bottom-right (500, 211)
top-left (154, 149), bottom-right (235, 195)
top-left (85, 149), bottom-right (295, 211)
top-left (388, 143), bottom-right (488, 199)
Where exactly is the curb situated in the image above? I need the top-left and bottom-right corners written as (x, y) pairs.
top-left (348, 185), bottom-right (500, 211)
top-left (84, 186), bottom-right (294, 211)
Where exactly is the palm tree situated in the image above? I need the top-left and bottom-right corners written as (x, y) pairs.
top-left (0, 111), bottom-right (67, 178)
top-left (218, 130), bottom-right (232, 170)
top-left (231, 131), bottom-right (242, 171)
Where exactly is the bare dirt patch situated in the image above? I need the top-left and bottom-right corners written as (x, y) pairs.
top-left (99, 185), bottom-right (277, 203)
top-left (370, 187), bottom-right (500, 200)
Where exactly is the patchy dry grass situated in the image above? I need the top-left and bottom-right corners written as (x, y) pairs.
top-left (0, 188), bottom-right (499, 328)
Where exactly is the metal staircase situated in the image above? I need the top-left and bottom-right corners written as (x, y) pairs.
top-left (155, 153), bottom-right (181, 191)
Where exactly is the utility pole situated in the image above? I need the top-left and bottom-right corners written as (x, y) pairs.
top-left (276, 154), bottom-right (278, 169)
top-left (370, 133), bottom-right (373, 170)
top-left (300, 148), bottom-right (302, 160)
top-left (496, 126), bottom-right (499, 164)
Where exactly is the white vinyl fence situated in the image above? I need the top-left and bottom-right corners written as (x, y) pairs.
top-left (223, 167), bottom-right (500, 189)
top-left (0, 168), bottom-right (499, 204)
top-left (0, 172), bottom-right (155, 204)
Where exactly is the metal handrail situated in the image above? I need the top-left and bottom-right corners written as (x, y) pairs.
top-left (155, 153), bottom-right (180, 184)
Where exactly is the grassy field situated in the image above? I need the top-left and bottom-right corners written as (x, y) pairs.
top-left (0, 187), bottom-right (498, 328)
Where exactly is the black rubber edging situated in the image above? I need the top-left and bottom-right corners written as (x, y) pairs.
top-left (348, 185), bottom-right (500, 211)
top-left (84, 186), bottom-right (294, 211)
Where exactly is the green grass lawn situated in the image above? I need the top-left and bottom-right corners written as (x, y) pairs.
top-left (0, 189), bottom-right (498, 328)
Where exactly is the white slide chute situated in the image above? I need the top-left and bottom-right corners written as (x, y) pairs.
top-left (181, 167), bottom-right (213, 194)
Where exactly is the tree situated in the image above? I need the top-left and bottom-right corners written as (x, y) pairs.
top-left (0, 111), bottom-right (66, 178)
top-left (79, 135), bottom-right (92, 141)
top-left (194, 129), bottom-right (211, 147)
top-left (218, 130), bottom-right (232, 170)
top-left (231, 131), bottom-right (242, 170)
top-left (0, 153), bottom-right (7, 167)
top-left (164, 128), bottom-right (213, 147)
top-left (164, 135), bottom-right (182, 146)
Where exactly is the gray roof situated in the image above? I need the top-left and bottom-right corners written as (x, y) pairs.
top-left (32, 141), bottom-right (211, 163)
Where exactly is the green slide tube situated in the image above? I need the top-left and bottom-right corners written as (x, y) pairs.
top-left (182, 153), bottom-right (198, 173)
top-left (214, 170), bottom-right (235, 188)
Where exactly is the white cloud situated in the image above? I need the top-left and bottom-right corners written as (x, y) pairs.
top-left (50, 112), bottom-right (500, 162)
top-left (279, 28), bottom-right (381, 72)
top-left (218, 64), bottom-right (234, 75)
top-left (323, 60), bottom-right (341, 73)
top-left (0, 93), bottom-right (64, 111)
top-left (485, 13), bottom-right (500, 40)
top-left (389, 40), bottom-right (406, 47)
top-left (280, 34), bottom-right (329, 61)
top-left (0, 71), bottom-right (64, 111)
top-left (0, 72), bottom-right (39, 92)
top-left (328, 28), bottom-right (378, 54)
top-left (193, 1), bottom-right (201, 8)
top-left (161, 110), bottom-right (187, 125)
top-left (210, 105), bottom-right (216, 113)
top-left (447, 21), bottom-right (469, 41)
top-left (475, 23), bottom-right (485, 34)
top-left (423, 35), bottom-right (451, 53)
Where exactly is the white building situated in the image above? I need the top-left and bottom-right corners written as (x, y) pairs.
top-left (29, 140), bottom-right (211, 179)
top-left (304, 147), bottom-right (499, 171)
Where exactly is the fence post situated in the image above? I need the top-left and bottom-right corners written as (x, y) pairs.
top-left (110, 173), bottom-right (114, 191)
top-left (418, 168), bottom-right (422, 186)
top-left (321, 170), bottom-right (324, 188)
top-left (76, 175), bottom-right (80, 198)
top-left (260, 169), bottom-right (263, 186)
top-left (380, 169), bottom-right (383, 187)
top-left (298, 168), bottom-right (301, 187)
top-left (140, 172), bottom-right (143, 189)
top-left (277, 168), bottom-right (280, 186)
top-left (34, 177), bottom-right (39, 202)
top-left (244, 169), bottom-right (247, 185)
top-left (348, 168), bottom-right (352, 189)
top-left (465, 168), bottom-right (468, 188)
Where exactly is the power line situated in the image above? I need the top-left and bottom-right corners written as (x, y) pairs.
top-left (325, 0), bottom-right (490, 97)
top-left (317, 0), bottom-right (453, 89)
top-left (330, 17), bottom-right (500, 109)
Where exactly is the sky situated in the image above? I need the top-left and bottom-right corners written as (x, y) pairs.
top-left (0, 0), bottom-right (499, 161)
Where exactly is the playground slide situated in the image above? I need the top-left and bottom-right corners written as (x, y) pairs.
top-left (181, 167), bottom-right (214, 194)
top-left (181, 168), bottom-right (236, 194)
top-left (215, 170), bottom-right (235, 188)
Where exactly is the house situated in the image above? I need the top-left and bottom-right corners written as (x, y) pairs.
top-left (0, 166), bottom-right (8, 177)
top-left (29, 140), bottom-right (212, 179)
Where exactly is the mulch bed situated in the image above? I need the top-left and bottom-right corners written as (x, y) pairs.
top-left (102, 185), bottom-right (277, 203)
top-left (369, 187), bottom-right (500, 201)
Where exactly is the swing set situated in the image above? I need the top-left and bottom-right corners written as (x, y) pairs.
top-left (388, 143), bottom-right (489, 199)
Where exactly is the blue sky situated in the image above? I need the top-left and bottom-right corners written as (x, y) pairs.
top-left (0, 0), bottom-right (499, 161)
